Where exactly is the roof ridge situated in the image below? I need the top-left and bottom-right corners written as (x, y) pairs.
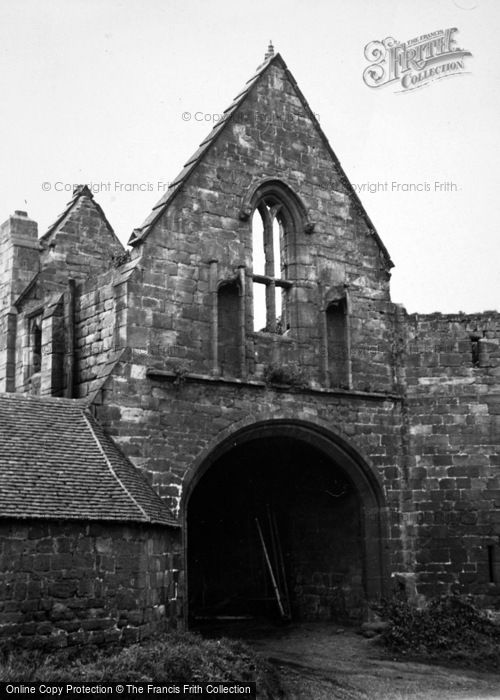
top-left (127, 53), bottom-right (393, 267)
top-left (128, 53), bottom-right (283, 246)
top-left (0, 391), bottom-right (87, 407)
top-left (81, 410), bottom-right (150, 522)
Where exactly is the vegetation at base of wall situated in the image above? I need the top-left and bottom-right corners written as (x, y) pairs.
top-left (263, 363), bottom-right (306, 388)
top-left (379, 595), bottom-right (500, 671)
top-left (0, 631), bottom-right (282, 698)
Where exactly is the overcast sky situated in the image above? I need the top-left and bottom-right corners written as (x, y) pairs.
top-left (0, 0), bottom-right (497, 314)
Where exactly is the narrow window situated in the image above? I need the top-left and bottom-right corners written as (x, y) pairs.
top-left (273, 216), bottom-right (284, 330)
top-left (252, 200), bottom-right (290, 333)
top-left (471, 335), bottom-right (481, 367)
top-left (252, 209), bottom-right (265, 276)
top-left (217, 282), bottom-right (241, 376)
top-left (252, 280), bottom-right (267, 332)
top-left (488, 544), bottom-right (499, 584)
top-left (29, 314), bottom-right (42, 375)
top-left (326, 300), bottom-right (348, 388)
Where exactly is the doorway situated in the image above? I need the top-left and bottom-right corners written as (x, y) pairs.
top-left (185, 422), bottom-right (386, 626)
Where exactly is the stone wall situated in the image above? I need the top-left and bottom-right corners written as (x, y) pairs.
top-left (404, 311), bottom-right (500, 604)
top-left (0, 188), bottom-right (125, 397)
top-left (39, 187), bottom-right (124, 288)
top-left (84, 58), bottom-right (416, 620)
top-left (291, 486), bottom-right (364, 621)
top-left (93, 351), bottom-right (407, 601)
top-left (0, 520), bottom-right (181, 649)
top-left (1, 51), bottom-right (499, 634)
top-left (75, 272), bottom-right (123, 398)
top-left (125, 60), bottom-right (395, 392)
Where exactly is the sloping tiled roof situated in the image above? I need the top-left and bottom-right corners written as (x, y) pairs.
top-left (127, 53), bottom-right (393, 268)
top-left (0, 393), bottom-right (177, 526)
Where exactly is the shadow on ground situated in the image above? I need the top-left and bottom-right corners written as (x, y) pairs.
top-left (197, 620), bottom-right (500, 699)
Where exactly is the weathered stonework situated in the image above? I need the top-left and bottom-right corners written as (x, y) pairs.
top-left (0, 521), bottom-right (181, 649)
top-left (0, 49), bottom-right (499, 645)
top-left (403, 311), bottom-right (500, 604)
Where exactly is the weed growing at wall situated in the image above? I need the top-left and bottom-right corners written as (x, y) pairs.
top-left (263, 363), bottom-right (306, 387)
top-left (379, 595), bottom-right (500, 670)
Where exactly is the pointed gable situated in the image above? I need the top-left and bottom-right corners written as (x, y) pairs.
top-left (128, 52), bottom-right (392, 269)
top-left (40, 185), bottom-right (125, 285)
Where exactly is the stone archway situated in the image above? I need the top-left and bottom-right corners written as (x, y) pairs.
top-left (183, 420), bottom-right (388, 626)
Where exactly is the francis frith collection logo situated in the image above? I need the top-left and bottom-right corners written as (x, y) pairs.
top-left (363, 28), bottom-right (472, 91)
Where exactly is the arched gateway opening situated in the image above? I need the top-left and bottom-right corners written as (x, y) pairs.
top-left (184, 421), bottom-right (387, 626)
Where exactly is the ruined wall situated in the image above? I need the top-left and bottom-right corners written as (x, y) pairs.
top-left (125, 60), bottom-right (396, 394)
top-left (11, 269), bottom-right (122, 400)
top-left (74, 264), bottom-right (131, 399)
top-left (93, 350), bottom-right (409, 612)
top-left (2, 51), bottom-right (498, 632)
top-left (0, 520), bottom-right (181, 649)
top-left (39, 187), bottom-right (124, 288)
top-left (95, 353), bottom-right (403, 509)
top-left (403, 311), bottom-right (500, 604)
top-left (74, 275), bottom-right (117, 397)
top-left (87, 57), bottom-right (411, 618)
top-left (0, 188), bottom-right (125, 397)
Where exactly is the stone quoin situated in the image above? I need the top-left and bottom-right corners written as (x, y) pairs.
top-left (0, 45), bottom-right (499, 649)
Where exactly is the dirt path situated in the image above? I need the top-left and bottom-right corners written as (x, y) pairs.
top-left (243, 623), bottom-right (500, 699)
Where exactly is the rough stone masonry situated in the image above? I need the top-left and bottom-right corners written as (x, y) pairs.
top-left (0, 45), bottom-right (499, 648)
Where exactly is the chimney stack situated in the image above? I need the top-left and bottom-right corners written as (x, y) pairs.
top-left (0, 210), bottom-right (39, 391)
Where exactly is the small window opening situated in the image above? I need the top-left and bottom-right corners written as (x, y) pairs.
top-left (252, 281), bottom-right (267, 333)
top-left (217, 282), bottom-right (241, 377)
top-left (471, 335), bottom-right (481, 367)
top-left (326, 299), bottom-right (348, 388)
top-left (272, 216), bottom-right (282, 278)
top-left (29, 315), bottom-right (42, 375)
top-left (488, 544), bottom-right (498, 584)
top-left (252, 209), bottom-right (265, 276)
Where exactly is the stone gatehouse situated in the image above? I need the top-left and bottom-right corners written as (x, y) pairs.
top-left (0, 46), bottom-right (499, 648)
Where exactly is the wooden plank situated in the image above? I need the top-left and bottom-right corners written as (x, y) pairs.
top-left (255, 517), bottom-right (286, 618)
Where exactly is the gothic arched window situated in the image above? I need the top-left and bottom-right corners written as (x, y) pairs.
top-left (251, 194), bottom-right (293, 333)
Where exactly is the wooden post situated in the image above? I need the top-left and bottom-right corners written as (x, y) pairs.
top-left (255, 518), bottom-right (285, 618)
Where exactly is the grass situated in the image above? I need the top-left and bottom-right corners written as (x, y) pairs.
top-left (0, 631), bottom-right (282, 698)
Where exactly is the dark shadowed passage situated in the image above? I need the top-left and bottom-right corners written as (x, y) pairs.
top-left (187, 436), bottom-right (368, 626)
